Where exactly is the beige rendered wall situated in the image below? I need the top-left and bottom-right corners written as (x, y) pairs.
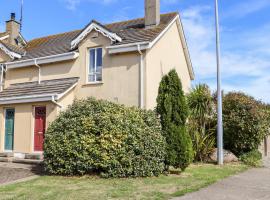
top-left (0, 102), bottom-right (57, 153)
top-left (5, 31), bottom-right (140, 107)
top-left (145, 21), bottom-right (192, 109)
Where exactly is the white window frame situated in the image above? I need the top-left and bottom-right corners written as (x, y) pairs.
top-left (87, 47), bottom-right (103, 83)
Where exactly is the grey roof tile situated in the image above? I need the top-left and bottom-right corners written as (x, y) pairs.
top-left (11, 12), bottom-right (177, 61)
top-left (0, 77), bottom-right (79, 99)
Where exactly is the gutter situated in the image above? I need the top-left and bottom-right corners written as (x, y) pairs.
top-left (137, 44), bottom-right (145, 109)
top-left (5, 52), bottom-right (79, 69)
top-left (51, 95), bottom-right (63, 108)
top-left (107, 42), bottom-right (149, 54)
top-left (0, 93), bottom-right (63, 108)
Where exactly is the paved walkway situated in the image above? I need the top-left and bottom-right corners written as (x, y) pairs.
top-left (0, 163), bottom-right (39, 186)
top-left (173, 159), bottom-right (270, 200)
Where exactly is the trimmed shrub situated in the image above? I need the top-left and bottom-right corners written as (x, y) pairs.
top-left (240, 150), bottom-right (262, 167)
top-left (223, 92), bottom-right (267, 156)
top-left (156, 69), bottom-right (193, 170)
top-left (44, 98), bottom-right (166, 178)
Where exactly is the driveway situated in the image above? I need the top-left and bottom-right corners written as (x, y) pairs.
top-left (173, 161), bottom-right (270, 200)
top-left (0, 163), bottom-right (39, 186)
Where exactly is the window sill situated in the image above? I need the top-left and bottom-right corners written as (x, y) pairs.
top-left (83, 82), bottom-right (104, 86)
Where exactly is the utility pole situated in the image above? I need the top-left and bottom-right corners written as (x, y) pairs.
top-left (215, 0), bottom-right (223, 165)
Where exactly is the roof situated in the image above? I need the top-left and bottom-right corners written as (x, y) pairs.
top-left (0, 77), bottom-right (79, 100)
top-left (0, 41), bottom-right (26, 55)
top-left (13, 12), bottom-right (178, 61)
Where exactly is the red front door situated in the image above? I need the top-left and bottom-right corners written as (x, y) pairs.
top-left (34, 107), bottom-right (46, 151)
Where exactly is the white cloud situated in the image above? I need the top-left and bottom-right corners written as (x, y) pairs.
top-left (224, 0), bottom-right (270, 18)
top-left (181, 5), bottom-right (270, 102)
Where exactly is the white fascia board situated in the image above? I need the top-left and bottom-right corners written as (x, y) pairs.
top-left (0, 94), bottom-right (56, 105)
top-left (19, 33), bottom-right (27, 46)
top-left (5, 52), bottom-right (79, 69)
top-left (0, 43), bottom-right (22, 59)
top-left (175, 14), bottom-right (195, 80)
top-left (0, 35), bottom-right (9, 41)
top-left (71, 22), bottom-right (122, 49)
top-left (108, 43), bottom-right (150, 54)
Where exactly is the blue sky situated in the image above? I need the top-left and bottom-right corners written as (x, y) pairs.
top-left (1, 0), bottom-right (270, 102)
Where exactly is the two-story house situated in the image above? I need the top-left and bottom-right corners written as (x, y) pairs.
top-left (0, 0), bottom-right (194, 158)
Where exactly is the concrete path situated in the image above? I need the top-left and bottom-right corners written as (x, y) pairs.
top-left (0, 163), bottom-right (39, 186)
top-left (173, 160), bottom-right (270, 200)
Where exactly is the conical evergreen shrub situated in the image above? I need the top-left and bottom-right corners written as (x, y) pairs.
top-left (156, 69), bottom-right (193, 170)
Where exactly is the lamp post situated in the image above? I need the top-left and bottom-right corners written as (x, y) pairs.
top-left (215, 0), bottom-right (223, 165)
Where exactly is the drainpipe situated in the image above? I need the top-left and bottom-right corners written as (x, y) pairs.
top-left (34, 59), bottom-right (41, 84)
top-left (137, 45), bottom-right (144, 109)
top-left (51, 95), bottom-right (63, 108)
top-left (0, 64), bottom-right (3, 92)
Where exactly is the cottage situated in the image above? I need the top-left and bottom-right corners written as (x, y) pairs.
top-left (0, 0), bottom-right (194, 158)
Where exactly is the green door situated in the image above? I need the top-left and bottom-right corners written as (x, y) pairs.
top-left (5, 109), bottom-right (15, 151)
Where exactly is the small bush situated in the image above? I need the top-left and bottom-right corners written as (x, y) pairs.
top-left (44, 98), bottom-right (166, 178)
top-left (156, 69), bottom-right (193, 170)
top-left (223, 92), bottom-right (267, 156)
top-left (240, 150), bottom-right (262, 167)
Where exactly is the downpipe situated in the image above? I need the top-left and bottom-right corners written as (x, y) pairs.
top-left (137, 45), bottom-right (144, 109)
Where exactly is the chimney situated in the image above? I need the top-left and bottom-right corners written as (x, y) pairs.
top-left (6, 13), bottom-right (21, 46)
top-left (145, 0), bottom-right (160, 28)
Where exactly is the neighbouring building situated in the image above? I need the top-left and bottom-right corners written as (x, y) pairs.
top-left (0, 0), bottom-right (194, 158)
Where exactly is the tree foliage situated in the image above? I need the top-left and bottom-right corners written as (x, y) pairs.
top-left (156, 69), bottom-right (193, 170)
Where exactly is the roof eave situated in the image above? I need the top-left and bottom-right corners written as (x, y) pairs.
top-left (5, 51), bottom-right (79, 69)
top-left (0, 94), bottom-right (55, 105)
top-left (0, 80), bottom-right (78, 105)
top-left (0, 43), bottom-right (22, 59)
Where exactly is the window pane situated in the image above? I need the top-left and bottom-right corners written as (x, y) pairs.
top-left (96, 48), bottom-right (102, 67)
top-left (96, 65), bottom-right (102, 74)
top-left (96, 74), bottom-right (102, 82)
top-left (88, 74), bottom-right (95, 82)
top-left (89, 49), bottom-right (95, 73)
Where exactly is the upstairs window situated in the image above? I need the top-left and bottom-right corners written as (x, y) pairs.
top-left (88, 48), bottom-right (103, 83)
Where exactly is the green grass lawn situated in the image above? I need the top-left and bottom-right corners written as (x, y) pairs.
top-left (0, 163), bottom-right (248, 200)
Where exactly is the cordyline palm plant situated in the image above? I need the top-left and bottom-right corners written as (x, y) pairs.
top-left (187, 84), bottom-right (216, 162)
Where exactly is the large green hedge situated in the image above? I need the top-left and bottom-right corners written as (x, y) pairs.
top-left (44, 98), bottom-right (166, 178)
top-left (223, 92), bottom-right (268, 156)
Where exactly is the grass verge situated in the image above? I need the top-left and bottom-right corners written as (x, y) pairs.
top-left (0, 163), bottom-right (248, 200)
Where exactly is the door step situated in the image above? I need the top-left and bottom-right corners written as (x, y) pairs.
top-left (0, 152), bottom-right (43, 165)
top-left (13, 158), bottom-right (43, 165)
top-left (0, 152), bottom-right (14, 158)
